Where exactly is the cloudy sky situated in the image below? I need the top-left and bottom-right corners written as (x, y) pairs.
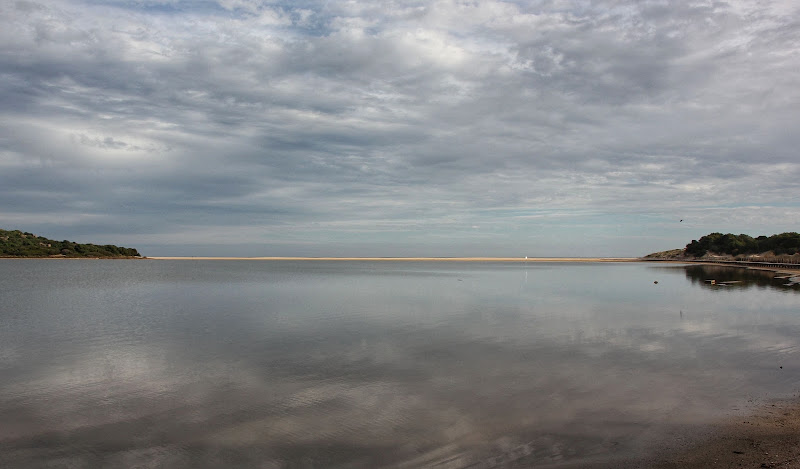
top-left (1, 0), bottom-right (799, 257)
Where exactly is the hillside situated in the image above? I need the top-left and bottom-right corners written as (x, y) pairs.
top-left (0, 229), bottom-right (141, 258)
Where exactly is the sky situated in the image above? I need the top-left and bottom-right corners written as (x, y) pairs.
top-left (1, 0), bottom-right (799, 257)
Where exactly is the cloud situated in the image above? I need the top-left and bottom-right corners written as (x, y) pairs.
top-left (1, 0), bottom-right (799, 255)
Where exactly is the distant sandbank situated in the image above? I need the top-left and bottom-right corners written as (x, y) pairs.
top-left (147, 256), bottom-right (640, 262)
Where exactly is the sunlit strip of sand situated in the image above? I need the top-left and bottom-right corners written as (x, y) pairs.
top-left (147, 257), bottom-right (640, 262)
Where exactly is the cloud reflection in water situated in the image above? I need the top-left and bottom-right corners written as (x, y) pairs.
top-left (0, 260), bottom-right (798, 468)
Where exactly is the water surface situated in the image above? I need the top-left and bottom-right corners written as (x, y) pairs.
top-left (0, 260), bottom-right (798, 468)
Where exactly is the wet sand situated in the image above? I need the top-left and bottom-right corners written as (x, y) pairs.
top-left (648, 399), bottom-right (800, 469)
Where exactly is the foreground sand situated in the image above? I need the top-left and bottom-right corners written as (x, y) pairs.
top-left (649, 399), bottom-right (800, 468)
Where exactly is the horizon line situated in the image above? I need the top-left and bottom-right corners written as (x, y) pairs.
top-left (146, 256), bottom-right (641, 262)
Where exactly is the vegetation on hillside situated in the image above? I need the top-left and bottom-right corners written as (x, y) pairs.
top-left (0, 229), bottom-right (141, 258)
top-left (644, 232), bottom-right (800, 261)
top-left (685, 232), bottom-right (800, 257)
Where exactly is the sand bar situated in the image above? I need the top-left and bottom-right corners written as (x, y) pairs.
top-left (147, 256), bottom-right (640, 261)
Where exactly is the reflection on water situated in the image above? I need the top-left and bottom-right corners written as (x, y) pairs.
top-left (0, 260), bottom-right (798, 468)
top-left (680, 264), bottom-right (800, 290)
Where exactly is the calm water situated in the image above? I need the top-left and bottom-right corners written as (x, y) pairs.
top-left (0, 260), bottom-right (798, 468)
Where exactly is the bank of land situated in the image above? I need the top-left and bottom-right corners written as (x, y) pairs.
top-left (0, 229), bottom-right (140, 258)
top-left (644, 232), bottom-right (800, 264)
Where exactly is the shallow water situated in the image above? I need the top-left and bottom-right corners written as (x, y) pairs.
top-left (0, 260), bottom-right (798, 468)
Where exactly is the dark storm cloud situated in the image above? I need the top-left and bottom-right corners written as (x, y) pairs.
top-left (1, 0), bottom-right (799, 255)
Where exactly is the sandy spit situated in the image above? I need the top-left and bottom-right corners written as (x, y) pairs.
top-left (146, 256), bottom-right (640, 262)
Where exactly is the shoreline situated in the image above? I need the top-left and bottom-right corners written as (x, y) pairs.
top-left (645, 258), bottom-right (800, 276)
top-left (0, 256), bottom-right (142, 260)
top-left (145, 256), bottom-right (640, 262)
top-left (4, 256), bottom-right (797, 274)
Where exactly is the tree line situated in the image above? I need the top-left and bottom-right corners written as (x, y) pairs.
top-left (685, 232), bottom-right (800, 257)
top-left (0, 229), bottom-right (141, 258)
